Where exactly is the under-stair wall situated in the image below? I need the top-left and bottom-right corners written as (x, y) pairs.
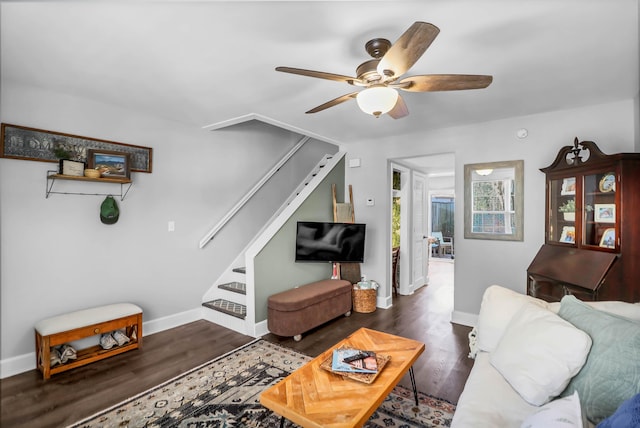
top-left (202, 151), bottom-right (347, 336)
top-left (248, 155), bottom-right (347, 335)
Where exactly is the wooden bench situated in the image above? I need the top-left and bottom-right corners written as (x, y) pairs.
top-left (34, 303), bottom-right (143, 379)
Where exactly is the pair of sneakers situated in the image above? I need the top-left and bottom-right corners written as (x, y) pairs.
top-left (100, 330), bottom-right (130, 350)
top-left (50, 344), bottom-right (77, 366)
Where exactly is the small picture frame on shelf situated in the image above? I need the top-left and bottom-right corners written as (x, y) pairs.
top-left (59, 159), bottom-right (85, 177)
top-left (599, 228), bottom-right (615, 248)
top-left (599, 173), bottom-right (615, 193)
top-left (594, 204), bottom-right (615, 223)
top-left (87, 149), bottom-right (130, 179)
top-left (559, 226), bottom-right (575, 244)
top-left (561, 177), bottom-right (576, 195)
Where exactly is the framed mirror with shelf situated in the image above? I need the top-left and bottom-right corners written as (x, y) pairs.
top-left (463, 159), bottom-right (524, 241)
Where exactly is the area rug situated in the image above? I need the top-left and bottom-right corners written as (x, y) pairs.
top-left (68, 339), bottom-right (456, 428)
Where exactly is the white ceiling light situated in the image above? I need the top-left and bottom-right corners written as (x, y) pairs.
top-left (356, 86), bottom-right (398, 118)
top-left (475, 168), bottom-right (494, 176)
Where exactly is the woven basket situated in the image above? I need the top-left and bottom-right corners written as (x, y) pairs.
top-left (352, 288), bottom-right (377, 313)
top-left (84, 169), bottom-right (101, 179)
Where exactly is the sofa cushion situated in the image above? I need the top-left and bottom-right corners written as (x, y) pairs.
top-left (521, 391), bottom-right (585, 428)
top-left (558, 295), bottom-right (640, 424)
top-left (490, 301), bottom-right (592, 406)
top-left (267, 279), bottom-right (351, 311)
top-left (451, 352), bottom-right (539, 428)
top-left (476, 285), bottom-right (552, 353)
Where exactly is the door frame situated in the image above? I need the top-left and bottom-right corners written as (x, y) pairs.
top-left (411, 171), bottom-right (428, 292)
top-left (390, 162), bottom-right (411, 296)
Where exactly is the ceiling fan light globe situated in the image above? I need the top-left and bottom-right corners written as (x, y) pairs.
top-left (356, 86), bottom-right (398, 117)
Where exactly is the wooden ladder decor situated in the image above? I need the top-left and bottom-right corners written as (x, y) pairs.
top-left (332, 184), bottom-right (361, 284)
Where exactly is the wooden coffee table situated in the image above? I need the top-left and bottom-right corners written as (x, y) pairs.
top-left (260, 327), bottom-right (425, 428)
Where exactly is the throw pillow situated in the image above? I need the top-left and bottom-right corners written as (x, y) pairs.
top-left (558, 295), bottom-right (640, 424)
top-left (490, 301), bottom-right (592, 406)
top-left (521, 391), bottom-right (584, 428)
top-left (596, 393), bottom-right (640, 428)
top-left (476, 285), bottom-right (551, 353)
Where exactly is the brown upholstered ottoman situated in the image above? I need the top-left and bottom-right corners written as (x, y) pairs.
top-left (267, 279), bottom-right (352, 341)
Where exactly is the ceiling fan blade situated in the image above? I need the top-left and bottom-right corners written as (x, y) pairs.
top-left (306, 92), bottom-right (359, 114)
top-left (377, 22), bottom-right (440, 79)
top-left (276, 66), bottom-right (359, 84)
top-left (398, 74), bottom-right (493, 92)
top-left (388, 95), bottom-right (409, 119)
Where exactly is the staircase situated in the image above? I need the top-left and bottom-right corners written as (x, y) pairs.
top-left (202, 268), bottom-right (247, 319)
top-left (201, 153), bottom-right (341, 336)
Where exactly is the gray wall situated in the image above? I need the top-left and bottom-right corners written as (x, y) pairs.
top-left (343, 99), bottom-right (637, 322)
top-left (254, 158), bottom-right (345, 322)
top-left (0, 81), bottom-right (337, 360)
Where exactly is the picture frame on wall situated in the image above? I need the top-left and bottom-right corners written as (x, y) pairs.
top-left (87, 149), bottom-right (130, 179)
top-left (599, 228), bottom-right (615, 248)
top-left (0, 123), bottom-right (152, 173)
top-left (594, 204), bottom-right (615, 223)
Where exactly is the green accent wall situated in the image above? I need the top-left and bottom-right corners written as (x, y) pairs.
top-left (253, 157), bottom-right (345, 322)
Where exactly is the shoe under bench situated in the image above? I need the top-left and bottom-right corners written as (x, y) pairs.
top-left (34, 303), bottom-right (143, 380)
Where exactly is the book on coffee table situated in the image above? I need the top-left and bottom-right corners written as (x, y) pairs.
top-left (332, 348), bottom-right (378, 373)
top-left (320, 345), bottom-right (391, 384)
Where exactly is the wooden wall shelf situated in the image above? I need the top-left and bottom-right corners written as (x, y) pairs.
top-left (46, 171), bottom-right (133, 200)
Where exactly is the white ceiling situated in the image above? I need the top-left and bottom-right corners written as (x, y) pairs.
top-left (1, 1), bottom-right (638, 148)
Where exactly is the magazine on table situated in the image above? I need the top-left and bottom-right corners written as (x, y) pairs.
top-left (331, 348), bottom-right (378, 373)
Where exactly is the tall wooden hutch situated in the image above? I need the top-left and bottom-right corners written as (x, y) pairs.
top-left (527, 138), bottom-right (640, 303)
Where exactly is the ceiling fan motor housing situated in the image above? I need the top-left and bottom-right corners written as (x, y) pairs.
top-left (365, 38), bottom-right (391, 58)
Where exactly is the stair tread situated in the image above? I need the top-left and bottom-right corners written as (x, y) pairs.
top-left (218, 281), bottom-right (246, 295)
top-left (232, 267), bottom-right (246, 274)
top-left (202, 299), bottom-right (246, 319)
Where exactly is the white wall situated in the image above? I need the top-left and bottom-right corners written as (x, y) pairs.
top-left (344, 99), bottom-right (637, 323)
top-left (0, 81), bottom-right (335, 367)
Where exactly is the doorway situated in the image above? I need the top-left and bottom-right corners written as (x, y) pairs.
top-left (390, 153), bottom-right (455, 312)
top-left (430, 194), bottom-right (455, 259)
top-left (390, 164), bottom-right (410, 297)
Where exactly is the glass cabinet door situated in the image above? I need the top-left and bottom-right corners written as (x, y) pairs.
top-left (583, 170), bottom-right (617, 249)
top-left (549, 176), bottom-right (576, 244)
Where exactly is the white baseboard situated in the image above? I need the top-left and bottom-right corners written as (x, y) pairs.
top-left (251, 319), bottom-right (269, 338)
top-left (0, 307), bottom-right (203, 379)
top-left (0, 352), bottom-right (36, 380)
top-left (450, 310), bottom-right (478, 327)
top-left (143, 308), bottom-right (203, 336)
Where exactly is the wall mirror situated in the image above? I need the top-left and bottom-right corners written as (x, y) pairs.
top-left (464, 160), bottom-right (524, 241)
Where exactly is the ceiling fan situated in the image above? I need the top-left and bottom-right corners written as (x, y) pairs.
top-left (276, 22), bottom-right (492, 118)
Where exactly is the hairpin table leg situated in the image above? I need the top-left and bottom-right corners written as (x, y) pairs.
top-left (409, 367), bottom-right (419, 406)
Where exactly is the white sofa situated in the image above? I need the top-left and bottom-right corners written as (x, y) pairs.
top-left (451, 285), bottom-right (640, 428)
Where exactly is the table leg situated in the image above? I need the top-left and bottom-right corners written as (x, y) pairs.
top-left (409, 367), bottom-right (419, 406)
top-left (279, 416), bottom-right (285, 428)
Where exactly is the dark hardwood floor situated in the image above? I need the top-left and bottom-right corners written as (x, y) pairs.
top-left (1, 259), bottom-right (472, 428)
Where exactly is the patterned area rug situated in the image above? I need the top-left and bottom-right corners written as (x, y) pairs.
top-left (68, 339), bottom-right (455, 428)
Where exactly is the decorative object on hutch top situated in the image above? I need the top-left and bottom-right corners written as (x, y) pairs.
top-left (464, 160), bottom-right (524, 241)
top-left (0, 123), bottom-right (152, 173)
top-left (527, 138), bottom-right (640, 303)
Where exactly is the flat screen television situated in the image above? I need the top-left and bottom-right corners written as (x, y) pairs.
top-left (295, 221), bottom-right (366, 263)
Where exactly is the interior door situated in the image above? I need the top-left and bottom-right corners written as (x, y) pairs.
top-left (412, 173), bottom-right (427, 289)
